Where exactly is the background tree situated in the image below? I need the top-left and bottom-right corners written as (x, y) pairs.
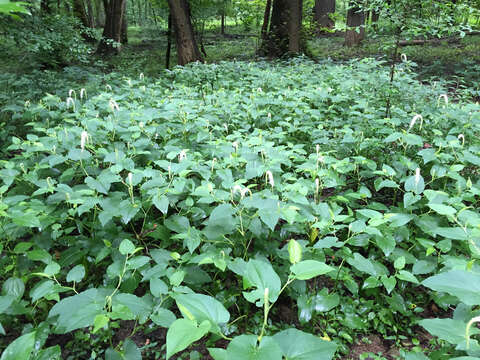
top-left (168, 0), bottom-right (204, 65)
top-left (260, 0), bottom-right (304, 56)
top-left (345, 1), bottom-right (365, 46)
top-left (96, 0), bottom-right (127, 54)
top-left (313, 0), bottom-right (335, 32)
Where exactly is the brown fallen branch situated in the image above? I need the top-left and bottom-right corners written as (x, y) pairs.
top-left (399, 31), bottom-right (480, 46)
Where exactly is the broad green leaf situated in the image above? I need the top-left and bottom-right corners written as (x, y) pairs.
top-left (419, 318), bottom-right (478, 344)
top-left (242, 259), bottom-right (281, 306)
top-left (166, 319), bottom-right (210, 360)
top-left (93, 314), bottom-right (109, 333)
top-left (85, 176), bottom-right (110, 195)
top-left (291, 260), bottom-right (334, 280)
top-left (394, 256), bottom-right (406, 270)
top-left (150, 277), bottom-right (168, 297)
top-left (204, 203), bottom-right (237, 239)
top-left (2, 277), bottom-right (24, 300)
top-left (313, 289), bottom-right (340, 312)
top-left (404, 175), bottom-right (425, 195)
top-left (226, 335), bottom-right (282, 360)
top-left (123, 338), bottom-right (141, 360)
top-left (208, 348), bottom-right (228, 360)
top-left (44, 262), bottom-right (61, 276)
top-left (435, 227), bottom-right (468, 241)
top-left (396, 270), bottom-right (419, 284)
top-left (422, 270), bottom-right (480, 305)
top-left (428, 204), bottom-right (457, 216)
top-left (151, 308), bottom-right (176, 327)
top-left (119, 239), bottom-right (135, 255)
top-left (288, 239), bottom-right (302, 264)
top-left (175, 293), bottom-right (230, 333)
top-left (66, 265), bottom-right (85, 283)
top-left (273, 328), bottom-right (337, 360)
top-left (0, 332), bottom-right (35, 360)
top-left (35, 346), bottom-right (61, 360)
top-left (48, 288), bottom-right (109, 333)
top-left (347, 253), bottom-right (382, 277)
top-left (152, 193), bottom-right (169, 214)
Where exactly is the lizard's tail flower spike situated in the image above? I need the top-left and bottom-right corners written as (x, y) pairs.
top-left (401, 53), bottom-right (408, 62)
top-left (409, 114), bottom-right (423, 131)
top-left (316, 144), bottom-right (320, 156)
top-left (178, 150), bottom-right (187, 162)
top-left (68, 89), bottom-right (76, 99)
top-left (127, 172), bottom-right (133, 187)
top-left (315, 178), bottom-right (320, 193)
top-left (66, 97), bottom-right (75, 111)
top-left (139, 73), bottom-right (144, 80)
top-left (257, 87), bottom-right (263, 93)
top-left (80, 130), bottom-right (88, 152)
top-left (232, 141), bottom-right (238, 152)
top-left (106, 84), bottom-right (112, 92)
top-left (109, 99), bottom-right (119, 112)
top-left (438, 94), bottom-right (448, 106)
top-left (458, 133), bottom-right (465, 146)
top-left (415, 168), bottom-right (421, 186)
top-left (80, 88), bottom-right (87, 100)
top-left (266, 170), bottom-right (274, 189)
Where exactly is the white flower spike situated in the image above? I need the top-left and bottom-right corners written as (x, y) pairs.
top-left (266, 170), bottom-right (274, 188)
top-left (409, 114), bottom-right (423, 131)
top-left (80, 130), bottom-right (88, 152)
top-left (415, 168), bottom-right (421, 186)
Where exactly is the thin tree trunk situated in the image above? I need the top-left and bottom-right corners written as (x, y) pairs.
top-left (221, 12), bottom-right (225, 35)
top-left (260, 0), bottom-right (304, 57)
top-left (345, 2), bottom-right (365, 46)
top-left (167, 0), bottom-right (203, 65)
top-left (288, 0), bottom-right (302, 53)
top-left (261, 0), bottom-right (272, 40)
top-left (73, 0), bottom-right (96, 42)
top-left (121, 0), bottom-right (128, 44)
top-left (85, 0), bottom-right (95, 27)
top-left (96, 0), bottom-right (126, 54)
top-left (313, 0), bottom-right (335, 33)
top-left (166, 13), bottom-right (172, 68)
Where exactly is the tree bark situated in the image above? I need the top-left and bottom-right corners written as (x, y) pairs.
top-left (221, 13), bottom-right (225, 35)
top-left (121, 0), bottom-right (128, 44)
top-left (166, 13), bottom-right (172, 69)
top-left (260, 0), bottom-right (304, 57)
top-left (313, 0), bottom-right (335, 32)
top-left (288, 0), bottom-right (302, 53)
top-left (167, 0), bottom-right (203, 66)
top-left (345, 2), bottom-right (365, 46)
top-left (85, 0), bottom-right (95, 27)
top-left (96, 0), bottom-right (126, 55)
top-left (73, 0), bottom-right (96, 42)
top-left (261, 0), bottom-right (272, 40)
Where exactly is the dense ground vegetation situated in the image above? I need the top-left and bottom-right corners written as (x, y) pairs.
top-left (1, 0), bottom-right (480, 359)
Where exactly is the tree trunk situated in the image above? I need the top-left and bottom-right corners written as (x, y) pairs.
top-left (96, 0), bottom-right (126, 55)
top-left (121, 0), bottom-right (128, 44)
top-left (260, 0), bottom-right (304, 57)
top-left (73, 0), bottom-right (96, 42)
top-left (261, 0), bottom-right (272, 40)
top-left (345, 2), bottom-right (364, 46)
top-left (167, 0), bottom-right (203, 66)
top-left (221, 12), bottom-right (225, 35)
top-left (85, 0), bottom-right (95, 27)
top-left (313, 0), bottom-right (335, 32)
top-left (166, 13), bottom-right (172, 69)
top-left (288, 0), bottom-right (302, 53)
